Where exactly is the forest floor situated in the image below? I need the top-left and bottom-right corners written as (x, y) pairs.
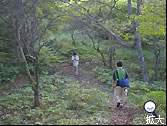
top-left (0, 62), bottom-right (135, 125)
top-left (56, 62), bottom-right (135, 125)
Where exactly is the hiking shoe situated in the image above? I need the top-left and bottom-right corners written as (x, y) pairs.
top-left (117, 102), bottom-right (120, 107)
top-left (120, 104), bottom-right (124, 108)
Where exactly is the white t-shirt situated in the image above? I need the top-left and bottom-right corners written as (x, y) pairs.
top-left (72, 55), bottom-right (79, 66)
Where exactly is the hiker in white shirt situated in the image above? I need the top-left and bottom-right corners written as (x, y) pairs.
top-left (72, 53), bottom-right (79, 76)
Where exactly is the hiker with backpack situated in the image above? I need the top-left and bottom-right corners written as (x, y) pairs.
top-left (72, 53), bottom-right (79, 76)
top-left (112, 61), bottom-right (130, 108)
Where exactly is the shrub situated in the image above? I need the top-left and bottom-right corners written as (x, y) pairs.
top-left (145, 91), bottom-right (166, 112)
top-left (127, 81), bottom-right (166, 125)
top-left (0, 66), bottom-right (20, 83)
top-left (92, 67), bottom-right (113, 86)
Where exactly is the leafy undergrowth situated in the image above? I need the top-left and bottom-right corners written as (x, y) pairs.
top-left (0, 63), bottom-right (166, 125)
top-left (0, 73), bottom-right (112, 125)
top-left (127, 81), bottom-right (166, 125)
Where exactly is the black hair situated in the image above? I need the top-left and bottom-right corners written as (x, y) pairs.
top-left (73, 52), bottom-right (76, 55)
top-left (117, 61), bottom-right (123, 67)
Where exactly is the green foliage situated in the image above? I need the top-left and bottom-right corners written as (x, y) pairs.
top-left (115, 47), bottom-right (137, 61)
top-left (39, 46), bottom-right (59, 65)
top-left (137, 1), bottom-right (166, 36)
top-left (0, 73), bottom-right (111, 125)
top-left (0, 66), bottom-right (21, 83)
top-left (129, 63), bottom-right (140, 72)
top-left (127, 81), bottom-right (166, 125)
top-left (0, 0), bottom-right (166, 125)
top-left (92, 66), bottom-right (113, 86)
top-left (127, 80), bottom-right (166, 114)
top-left (146, 91), bottom-right (166, 112)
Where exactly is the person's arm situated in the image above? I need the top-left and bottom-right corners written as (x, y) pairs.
top-left (125, 69), bottom-right (129, 79)
top-left (112, 80), bottom-right (115, 89)
top-left (74, 56), bottom-right (79, 61)
top-left (77, 56), bottom-right (79, 61)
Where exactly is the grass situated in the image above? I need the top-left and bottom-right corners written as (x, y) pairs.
top-left (0, 73), bottom-right (112, 125)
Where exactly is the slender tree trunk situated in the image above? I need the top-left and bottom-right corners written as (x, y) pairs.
top-left (96, 40), bottom-right (106, 66)
top-left (87, 34), bottom-right (106, 66)
top-left (34, 53), bottom-right (40, 106)
top-left (152, 9), bottom-right (160, 81)
top-left (108, 48), bottom-right (112, 69)
top-left (71, 30), bottom-right (76, 47)
top-left (97, 48), bottom-right (106, 66)
top-left (19, 46), bottom-right (35, 91)
top-left (128, 0), bottom-right (132, 16)
top-left (32, 0), bottom-right (40, 107)
top-left (129, 0), bottom-right (149, 82)
top-left (15, 25), bottom-right (36, 91)
top-left (134, 22), bottom-right (149, 82)
top-left (107, 47), bottom-right (115, 69)
top-left (136, 0), bottom-right (149, 82)
top-left (153, 35), bottom-right (160, 81)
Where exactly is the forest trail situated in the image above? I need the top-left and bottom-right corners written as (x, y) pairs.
top-left (56, 63), bottom-right (135, 125)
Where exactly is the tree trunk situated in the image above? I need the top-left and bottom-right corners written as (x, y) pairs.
top-left (16, 22), bottom-right (36, 91)
top-left (19, 46), bottom-right (36, 91)
top-left (71, 30), bottom-right (76, 47)
top-left (129, 0), bottom-right (149, 82)
top-left (34, 86), bottom-right (40, 107)
top-left (32, 0), bottom-right (40, 107)
top-left (152, 10), bottom-right (160, 81)
top-left (107, 47), bottom-right (115, 69)
top-left (87, 34), bottom-right (106, 66)
top-left (108, 49), bottom-right (112, 69)
top-left (34, 53), bottom-right (40, 106)
top-left (153, 35), bottom-right (160, 81)
top-left (128, 0), bottom-right (132, 16)
top-left (97, 48), bottom-right (106, 66)
top-left (134, 22), bottom-right (149, 82)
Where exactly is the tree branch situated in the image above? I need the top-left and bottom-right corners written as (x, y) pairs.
top-left (0, 16), bottom-right (13, 27)
top-left (60, 0), bottom-right (133, 48)
top-left (99, 0), bottom-right (117, 22)
top-left (0, 36), bottom-right (12, 41)
top-left (87, 34), bottom-right (97, 50)
top-left (35, 16), bottom-right (60, 41)
top-left (92, 0), bottom-right (125, 14)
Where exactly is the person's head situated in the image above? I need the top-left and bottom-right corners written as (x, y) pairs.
top-left (117, 61), bottom-right (123, 67)
top-left (73, 52), bottom-right (76, 56)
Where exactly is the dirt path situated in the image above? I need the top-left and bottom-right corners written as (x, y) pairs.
top-left (56, 63), bottom-right (135, 125)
